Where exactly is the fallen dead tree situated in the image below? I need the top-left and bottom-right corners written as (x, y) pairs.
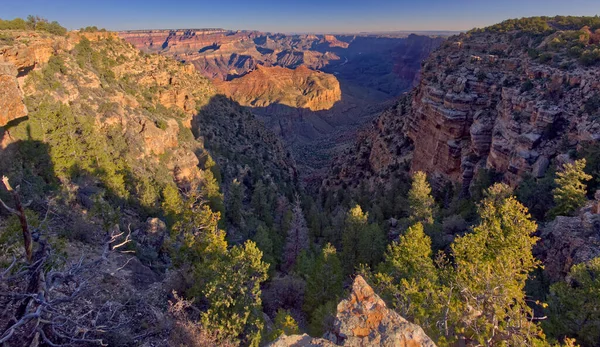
top-left (0, 176), bottom-right (132, 346)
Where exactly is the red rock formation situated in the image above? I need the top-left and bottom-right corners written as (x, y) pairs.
top-left (406, 30), bottom-right (600, 189)
top-left (321, 35), bottom-right (349, 48)
top-left (214, 65), bottom-right (341, 111)
top-left (0, 32), bottom-right (69, 75)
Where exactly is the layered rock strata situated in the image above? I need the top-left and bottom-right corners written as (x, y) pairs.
top-left (406, 31), bottom-right (600, 189)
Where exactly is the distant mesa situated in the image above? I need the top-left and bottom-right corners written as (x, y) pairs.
top-left (214, 65), bottom-right (341, 111)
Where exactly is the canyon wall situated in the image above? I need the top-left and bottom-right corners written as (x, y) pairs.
top-left (406, 28), bottom-right (600, 189)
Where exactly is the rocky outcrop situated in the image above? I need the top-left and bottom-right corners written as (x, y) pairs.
top-left (0, 62), bottom-right (27, 126)
top-left (0, 31), bottom-right (73, 127)
top-left (537, 208), bottom-right (600, 282)
top-left (405, 27), bottom-right (600, 189)
top-left (320, 35), bottom-right (349, 49)
top-left (0, 31), bottom-right (69, 75)
top-left (214, 65), bottom-right (341, 111)
top-left (271, 276), bottom-right (436, 347)
top-left (270, 334), bottom-right (336, 347)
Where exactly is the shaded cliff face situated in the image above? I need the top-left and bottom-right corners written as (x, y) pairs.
top-left (406, 23), bottom-right (600, 189)
top-left (270, 276), bottom-right (436, 347)
top-left (322, 95), bottom-right (413, 192)
top-left (214, 65), bottom-right (341, 111)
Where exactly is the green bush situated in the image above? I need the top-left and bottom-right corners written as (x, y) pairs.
top-left (0, 16), bottom-right (67, 35)
top-left (0, 18), bottom-right (27, 30)
top-left (580, 48), bottom-right (600, 66)
top-left (156, 119), bottom-right (168, 130)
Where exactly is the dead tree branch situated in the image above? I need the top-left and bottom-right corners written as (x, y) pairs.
top-left (0, 175), bottom-right (33, 262)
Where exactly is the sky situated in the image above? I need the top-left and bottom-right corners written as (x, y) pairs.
top-left (1, 0), bottom-right (599, 33)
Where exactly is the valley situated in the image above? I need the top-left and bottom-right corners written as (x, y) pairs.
top-left (119, 29), bottom-right (445, 179)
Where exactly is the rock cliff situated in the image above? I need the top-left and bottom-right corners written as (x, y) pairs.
top-left (270, 276), bottom-right (436, 347)
top-left (405, 20), bottom-right (600, 189)
top-left (0, 62), bottom-right (27, 126)
top-left (536, 204), bottom-right (600, 282)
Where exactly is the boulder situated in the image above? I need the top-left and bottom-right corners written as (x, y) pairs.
top-left (531, 156), bottom-right (550, 178)
top-left (271, 276), bottom-right (436, 347)
top-left (269, 334), bottom-right (336, 347)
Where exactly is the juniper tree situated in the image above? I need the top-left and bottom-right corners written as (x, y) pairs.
top-left (450, 183), bottom-right (544, 345)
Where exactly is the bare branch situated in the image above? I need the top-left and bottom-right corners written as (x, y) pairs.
top-left (111, 226), bottom-right (132, 250)
top-left (0, 256), bottom-right (18, 280)
top-left (0, 306), bottom-right (42, 343)
top-left (0, 197), bottom-right (18, 214)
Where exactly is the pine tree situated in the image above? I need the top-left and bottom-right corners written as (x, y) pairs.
top-left (308, 300), bottom-right (337, 337)
top-left (161, 183), bottom-right (183, 226)
top-left (251, 180), bottom-right (274, 227)
top-left (201, 169), bottom-right (225, 214)
top-left (204, 154), bottom-right (222, 184)
top-left (304, 243), bottom-right (343, 315)
top-left (227, 179), bottom-right (243, 227)
top-left (408, 171), bottom-right (436, 224)
top-left (253, 224), bottom-right (276, 270)
top-left (378, 223), bottom-right (437, 284)
top-left (341, 205), bottom-right (386, 275)
top-left (552, 159), bottom-right (591, 216)
top-left (450, 183), bottom-right (543, 345)
top-left (267, 309), bottom-right (300, 342)
top-left (283, 199), bottom-right (309, 271)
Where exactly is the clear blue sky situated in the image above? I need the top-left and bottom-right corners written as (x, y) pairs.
top-left (1, 0), bottom-right (599, 33)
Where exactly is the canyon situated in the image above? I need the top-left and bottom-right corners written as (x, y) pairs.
top-left (119, 29), bottom-right (445, 178)
top-left (326, 19), bottom-right (600, 195)
top-left (3, 15), bottom-right (600, 347)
